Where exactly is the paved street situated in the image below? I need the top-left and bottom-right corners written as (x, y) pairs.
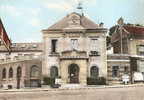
top-left (0, 85), bottom-right (144, 100)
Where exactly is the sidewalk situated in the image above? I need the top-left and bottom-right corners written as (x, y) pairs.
top-left (0, 84), bottom-right (144, 93)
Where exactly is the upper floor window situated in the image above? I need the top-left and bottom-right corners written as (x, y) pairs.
top-left (112, 66), bottom-right (119, 77)
top-left (51, 39), bottom-right (58, 53)
top-left (91, 39), bottom-right (98, 51)
top-left (71, 39), bottom-right (78, 50)
top-left (137, 45), bottom-right (144, 56)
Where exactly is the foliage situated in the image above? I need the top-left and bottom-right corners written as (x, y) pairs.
top-left (87, 77), bottom-right (106, 85)
top-left (43, 77), bottom-right (55, 86)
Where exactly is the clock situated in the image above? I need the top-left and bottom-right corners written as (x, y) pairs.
top-left (71, 16), bottom-right (80, 25)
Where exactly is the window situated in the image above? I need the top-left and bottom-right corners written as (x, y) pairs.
top-left (91, 39), bottom-right (98, 51)
top-left (90, 66), bottom-right (99, 78)
top-left (90, 51), bottom-right (99, 56)
top-left (71, 39), bottom-right (78, 50)
top-left (2, 68), bottom-right (6, 79)
top-left (124, 66), bottom-right (128, 74)
top-left (30, 65), bottom-right (40, 78)
top-left (17, 67), bottom-right (22, 78)
top-left (50, 66), bottom-right (58, 78)
top-left (112, 66), bottom-right (119, 77)
top-left (32, 44), bottom-right (37, 48)
top-left (9, 67), bottom-right (13, 78)
top-left (137, 45), bottom-right (144, 55)
top-left (11, 43), bottom-right (16, 47)
top-left (51, 39), bottom-right (57, 53)
top-left (138, 61), bottom-right (144, 72)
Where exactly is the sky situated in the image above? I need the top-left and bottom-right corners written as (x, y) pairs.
top-left (0, 0), bottom-right (144, 43)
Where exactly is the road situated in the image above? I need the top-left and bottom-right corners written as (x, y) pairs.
top-left (0, 86), bottom-right (144, 100)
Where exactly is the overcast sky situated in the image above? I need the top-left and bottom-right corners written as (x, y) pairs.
top-left (0, 0), bottom-right (144, 43)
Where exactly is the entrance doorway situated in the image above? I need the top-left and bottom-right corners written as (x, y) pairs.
top-left (68, 64), bottom-right (79, 83)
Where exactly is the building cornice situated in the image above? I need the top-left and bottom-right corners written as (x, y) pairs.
top-left (42, 28), bottom-right (108, 34)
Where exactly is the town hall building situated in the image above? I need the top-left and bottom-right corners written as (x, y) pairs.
top-left (0, 12), bottom-right (144, 89)
top-left (42, 12), bottom-right (107, 85)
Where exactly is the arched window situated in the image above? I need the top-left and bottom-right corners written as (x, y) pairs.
top-left (50, 66), bottom-right (58, 78)
top-left (30, 65), bottom-right (40, 78)
top-left (90, 66), bottom-right (99, 78)
top-left (2, 68), bottom-right (6, 79)
top-left (9, 67), bottom-right (13, 78)
top-left (17, 66), bottom-right (22, 78)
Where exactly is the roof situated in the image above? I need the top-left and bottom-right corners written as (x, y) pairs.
top-left (110, 25), bottom-right (144, 35)
top-left (124, 25), bottom-right (144, 34)
top-left (46, 12), bottom-right (100, 30)
top-left (110, 25), bottom-right (144, 42)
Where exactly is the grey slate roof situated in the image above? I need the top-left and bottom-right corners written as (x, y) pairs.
top-left (47, 12), bottom-right (99, 30)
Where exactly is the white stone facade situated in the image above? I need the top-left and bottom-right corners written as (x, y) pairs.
top-left (42, 12), bottom-right (107, 85)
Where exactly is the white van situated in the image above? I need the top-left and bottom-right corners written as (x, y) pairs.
top-left (133, 72), bottom-right (144, 82)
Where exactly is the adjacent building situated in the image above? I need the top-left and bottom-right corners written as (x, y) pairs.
top-left (0, 43), bottom-right (42, 88)
top-left (108, 18), bottom-right (144, 84)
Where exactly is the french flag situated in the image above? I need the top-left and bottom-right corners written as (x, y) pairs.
top-left (0, 18), bottom-right (12, 52)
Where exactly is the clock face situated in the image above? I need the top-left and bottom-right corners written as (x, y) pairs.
top-left (72, 18), bottom-right (77, 24)
top-left (71, 15), bottom-right (80, 25)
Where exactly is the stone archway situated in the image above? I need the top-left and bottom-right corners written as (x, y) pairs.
top-left (30, 65), bottom-right (41, 87)
top-left (68, 64), bottom-right (79, 83)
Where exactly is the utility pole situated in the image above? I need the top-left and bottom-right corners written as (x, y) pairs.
top-left (117, 17), bottom-right (124, 54)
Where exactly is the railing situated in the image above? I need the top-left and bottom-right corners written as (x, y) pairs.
top-left (0, 55), bottom-right (41, 64)
top-left (60, 55), bottom-right (88, 59)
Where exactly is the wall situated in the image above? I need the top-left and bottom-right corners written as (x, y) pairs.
top-left (43, 31), bottom-right (107, 80)
top-left (0, 59), bottom-right (42, 88)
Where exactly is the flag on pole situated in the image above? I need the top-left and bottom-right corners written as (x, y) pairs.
top-left (0, 18), bottom-right (11, 52)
